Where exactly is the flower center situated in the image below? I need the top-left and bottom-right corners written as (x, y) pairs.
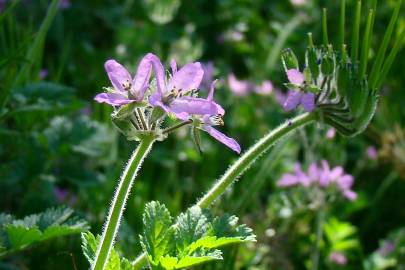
top-left (122, 80), bottom-right (132, 91)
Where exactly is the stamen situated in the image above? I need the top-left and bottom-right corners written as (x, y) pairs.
top-left (209, 114), bottom-right (224, 126)
top-left (122, 80), bottom-right (132, 91)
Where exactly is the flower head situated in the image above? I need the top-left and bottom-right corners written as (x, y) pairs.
top-left (277, 160), bottom-right (357, 201)
top-left (283, 69), bottom-right (315, 112)
top-left (95, 54), bottom-right (154, 106)
top-left (149, 58), bottom-right (218, 120)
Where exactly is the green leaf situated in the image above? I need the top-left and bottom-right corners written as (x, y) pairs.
top-left (0, 207), bottom-right (88, 258)
top-left (140, 201), bottom-right (174, 264)
top-left (5, 226), bottom-right (42, 250)
top-left (81, 231), bottom-right (132, 270)
top-left (174, 206), bottom-right (209, 256)
top-left (175, 250), bottom-right (222, 268)
top-left (140, 202), bottom-right (256, 270)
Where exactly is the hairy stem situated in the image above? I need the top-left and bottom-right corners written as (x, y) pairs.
top-left (132, 112), bottom-right (316, 269)
top-left (92, 136), bottom-right (155, 270)
top-left (197, 112), bottom-right (316, 208)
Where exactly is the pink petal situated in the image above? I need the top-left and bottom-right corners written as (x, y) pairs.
top-left (337, 175), bottom-right (354, 190)
top-left (343, 190), bottom-right (357, 201)
top-left (301, 92), bottom-right (315, 112)
top-left (170, 59), bottom-right (177, 74)
top-left (147, 53), bottom-right (167, 95)
top-left (104, 59), bottom-right (132, 93)
top-left (94, 92), bottom-right (133, 106)
top-left (254, 80), bottom-right (273, 95)
top-left (283, 91), bottom-right (303, 111)
top-left (202, 125), bottom-right (241, 153)
top-left (169, 97), bottom-right (218, 116)
top-left (228, 73), bottom-right (250, 96)
top-left (287, 69), bottom-right (305, 85)
top-left (167, 62), bottom-right (204, 92)
top-left (277, 174), bottom-right (300, 187)
top-left (131, 54), bottom-right (153, 100)
top-left (207, 80), bottom-right (225, 115)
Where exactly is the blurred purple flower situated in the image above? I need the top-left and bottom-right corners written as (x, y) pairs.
top-left (59, 0), bottom-right (71, 9)
top-left (283, 69), bottom-right (315, 112)
top-left (39, 69), bottom-right (48, 80)
top-left (54, 186), bottom-right (68, 202)
top-left (329, 251), bottom-right (347, 265)
top-left (149, 57), bottom-right (219, 120)
top-left (326, 128), bottom-right (336, 139)
top-left (378, 241), bottom-right (395, 256)
top-left (201, 62), bottom-right (214, 90)
top-left (95, 54), bottom-right (154, 106)
top-left (290, 0), bottom-right (307, 7)
top-left (277, 160), bottom-right (357, 201)
top-left (197, 81), bottom-right (240, 153)
top-left (367, 146), bottom-right (378, 160)
top-left (0, 0), bottom-right (6, 12)
top-left (254, 80), bottom-right (273, 95)
top-left (228, 73), bottom-right (250, 96)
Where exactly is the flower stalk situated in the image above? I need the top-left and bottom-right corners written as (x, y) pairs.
top-left (92, 136), bottom-right (155, 270)
top-left (197, 112), bottom-right (316, 208)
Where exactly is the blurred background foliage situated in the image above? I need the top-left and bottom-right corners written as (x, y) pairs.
top-left (0, 0), bottom-right (404, 269)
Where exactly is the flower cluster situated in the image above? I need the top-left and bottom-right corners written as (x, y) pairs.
top-left (94, 53), bottom-right (240, 153)
top-left (277, 160), bottom-right (357, 201)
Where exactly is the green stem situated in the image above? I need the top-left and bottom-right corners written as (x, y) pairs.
top-left (92, 136), bottom-right (155, 270)
top-left (197, 112), bottom-right (316, 208)
top-left (312, 206), bottom-right (326, 270)
top-left (132, 113), bottom-right (317, 269)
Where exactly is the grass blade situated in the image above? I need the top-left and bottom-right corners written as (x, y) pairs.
top-left (322, 8), bottom-right (329, 46)
top-left (375, 27), bottom-right (405, 90)
top-left (339, 0), bottom-right (346, 56)
top-left (359, 9), bottom-right (374, 78)
top-left (369, 0), bottom-right (402, 89)
top-left (351, 1), bottom-right (362, 62)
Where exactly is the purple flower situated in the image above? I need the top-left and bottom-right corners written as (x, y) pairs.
top-left (366, 146), bottom-right (378, 160)
top-left (329, 251), bottom-right (347, 265)
top-left (326, 128), bottom-right (336, 139)
top-left (95, 54), bottom-right (154, 106)
top-left (0, 0), bottom-right (6, 12)
top-left (277, 160), bottom-right (357, 201)
top-left (149, 58), bottom-right (218, 120)
top-left (196, 81), bottom-right (241, 154)
top-left (228, 73), bottom-right (250, 96)
top-left (39, 69), bottom-right (48, 80)
top-left (59, 0), bottom-right (71, 9)
top-left (283, 69), bottom-right (315, 112)
top-left (254, 80), bottom-right (274, 95)
top-left (378, 241), bottom-right (395, 256)
top-left (54, 186), bottom-right (68, 202)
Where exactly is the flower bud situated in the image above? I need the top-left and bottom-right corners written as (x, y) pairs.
top-left (306, 47), bottom-right (320, 79)
top-left (282, 48), bottom-right (299, 71)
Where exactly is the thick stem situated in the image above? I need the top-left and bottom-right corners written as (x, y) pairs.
top-left (92, 136), bottom-right (155, 270)
top-left (197, 112), bottom-right (316, 208)
top-left (132, 112), bottom-right (316, 269)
